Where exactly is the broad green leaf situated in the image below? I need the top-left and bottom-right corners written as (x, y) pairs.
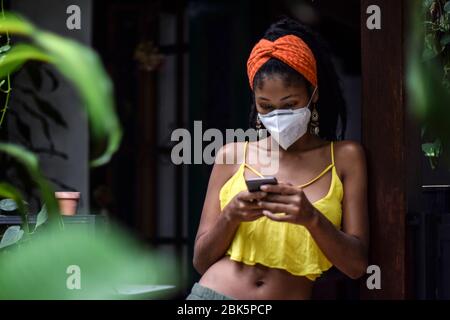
top-left (0, 12), bottom-right (35, 35)
top-left (0, 183), bottom-right (29, 232)
top-left (0, 226), bottom-right (24, 249)
top-left (34, 31), bottom-right (122, 167)
top-left (0, 225), bottom-right (179, 299)
top-left (0, 44), bottom-right (52, 79)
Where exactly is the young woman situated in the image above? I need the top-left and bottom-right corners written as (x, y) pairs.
top-left (187, 17), bottom-right (368, 300)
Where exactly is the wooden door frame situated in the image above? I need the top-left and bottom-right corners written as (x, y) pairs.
top-left (360, 0), bottom-right (413, 299)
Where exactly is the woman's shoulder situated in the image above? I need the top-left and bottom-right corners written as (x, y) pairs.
top-left (215, 141), bottom-right (247, 166)
top-left (209, 142), bottom-right (247, 188)
top-left (333, 140), bottom-right (366, 173)
top-left (333, 140), bottom-right (365, 156)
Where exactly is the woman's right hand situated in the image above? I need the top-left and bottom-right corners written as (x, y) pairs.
top-left (222, 191), bottom-right (267, 223)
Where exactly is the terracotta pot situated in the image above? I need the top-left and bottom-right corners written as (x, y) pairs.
top-left (55, 192), bottom-right (80, 216)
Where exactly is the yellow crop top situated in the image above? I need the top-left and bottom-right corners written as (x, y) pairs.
top-left (219, 141), bottom-right (343, 281)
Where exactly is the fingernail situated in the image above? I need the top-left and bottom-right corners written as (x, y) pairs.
top-left (260, 185), bottom-right (268, 191)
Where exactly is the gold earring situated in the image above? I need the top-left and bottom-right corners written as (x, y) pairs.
top-left (310, 104), bottom-right (320, 135)
top-left (256, 117), bottom-right (263, 139)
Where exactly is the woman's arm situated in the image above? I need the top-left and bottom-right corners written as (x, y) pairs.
top-left (306, 141), bottom-right (369, 279)
top-left (258, 141), bottom-right (369, 279)
top-left (193, 143), bottom-right (267, 275)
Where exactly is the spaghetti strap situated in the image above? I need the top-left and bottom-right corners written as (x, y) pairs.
top-left (298, 142), bottom-right (335, 188)
top-left (242, 141), bottom-right (264, 177)
top-left (298, 163), bottom-right (333, 188)
top-left (331, 141), bottom-right (335, 165)
top-left (244, 164), bottom-right (265, 177)
top-left (243, 141), bottom-right (249, 164)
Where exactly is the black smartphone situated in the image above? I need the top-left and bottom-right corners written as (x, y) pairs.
top-left (245, 176), bottom-right (278, 192)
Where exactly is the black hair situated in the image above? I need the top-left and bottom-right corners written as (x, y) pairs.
top-left (249, 17), bottom-right (347, 141)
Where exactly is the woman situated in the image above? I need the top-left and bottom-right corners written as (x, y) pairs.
top-left (187, 17), bottom-right (368, 300)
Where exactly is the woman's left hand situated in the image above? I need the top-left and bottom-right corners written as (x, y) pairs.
top-left (258, 182), bottom-right (318, 226)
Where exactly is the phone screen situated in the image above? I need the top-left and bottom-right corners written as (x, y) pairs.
top-left (245, 177), bottom-right (278, 192)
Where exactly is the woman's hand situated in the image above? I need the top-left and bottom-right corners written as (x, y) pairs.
top-left (222, 190), bottom-right (267, 224)
top-left (258, 182), bottom-right (318, 226)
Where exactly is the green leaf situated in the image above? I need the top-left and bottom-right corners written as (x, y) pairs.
top-left (0, 44), bottom-right (52, 79)
top-left (422, 142), bottom-right (440, 157)
top-left (33, 31), bottom-right (122, 167)
top-left (0, 183), bottom-right (28, 232)
top-left (0, 12), bottom-right (35, 35)
top-left (0, 226), bottom-right (24, 249)
top-left (34, 204), bottom-right (48, 231)
top-left (0, 143), bottom-right (61, 227)
top-left (0, 44), bottom-right (11, 53)
top-left (0, 143), bottom-right (38, 170)
top-left (0, 198), bottom-right (18, 212)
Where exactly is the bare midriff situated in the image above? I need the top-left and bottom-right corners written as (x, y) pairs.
top-left (198, 255), bottom-right (314, 300)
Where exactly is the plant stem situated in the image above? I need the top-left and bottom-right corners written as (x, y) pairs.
top-left (0, 75), bottom-right (11, 127)
top-left (0, 0), bottom-right (11, 128)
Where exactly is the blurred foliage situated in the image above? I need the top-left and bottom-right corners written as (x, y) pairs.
top-left (0, 143), bottom-right (61, 224)
top-left (0, 7), bottom-right (179, 299)
top-left (408, 0), bottom-right (450, 169)
top-left (0, 225), bottom-right (178, 299)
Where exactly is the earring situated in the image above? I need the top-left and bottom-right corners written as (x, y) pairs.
top-left (256, 117), bottom-right (264, 139)
top-left (310, 104), bottom-right (320, 135)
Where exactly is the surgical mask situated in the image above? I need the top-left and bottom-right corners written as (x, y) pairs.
top-left (258, 87), bottom-right (317, 150)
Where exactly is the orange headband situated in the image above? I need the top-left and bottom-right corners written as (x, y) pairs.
top-left (247, 34), bottom-right (317, 90)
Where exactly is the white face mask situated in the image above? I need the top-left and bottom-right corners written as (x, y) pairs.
top-left (258, 87), bottom-right (317, 150)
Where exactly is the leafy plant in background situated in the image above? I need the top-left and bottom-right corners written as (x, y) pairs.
top-left (409, 0), bottom-right (450, 169)
top-left (0, 8), bottom-right (179, 298)
top-left (423, 0), bottom-right (450, 87)
top-left (0, 12), bottom-right (122, 166)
